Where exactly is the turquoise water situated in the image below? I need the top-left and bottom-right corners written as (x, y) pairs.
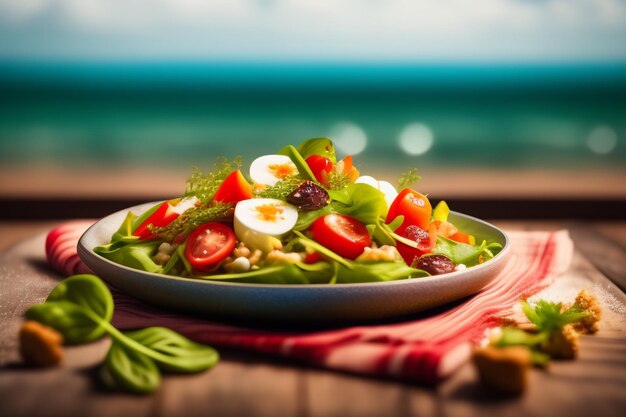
top-left (1, 62), bottom-right (625, 170)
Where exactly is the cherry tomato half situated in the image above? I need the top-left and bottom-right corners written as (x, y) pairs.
top-left (305, 155), bottom-right (333, 188)
top-left (184, 222), bottom-right (236, 271)
top-left (213, 170), bottom-right (253, 203)
top-left (133, 200), bottom-right (181, 240)
top-left (386, 188), bottom-right (432, 232)
top-left (310, 213), bottom-right (371, 260)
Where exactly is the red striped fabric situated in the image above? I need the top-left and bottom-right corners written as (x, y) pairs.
top-left (46, 223), bottom-right (572, 384)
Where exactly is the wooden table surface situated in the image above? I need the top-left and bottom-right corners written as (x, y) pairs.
top-left (0, 220), bottom-right (625, 417)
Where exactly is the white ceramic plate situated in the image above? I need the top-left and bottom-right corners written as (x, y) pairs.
top-left (78, 202), bottom-right (511, 322)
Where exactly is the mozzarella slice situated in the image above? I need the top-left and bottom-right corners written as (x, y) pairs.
top-left (355, 176), bottom-right (398, 208)
top-left (249, 155), bottom-right (298, 186)
top-left (234, 198), bottom-right (298, 252)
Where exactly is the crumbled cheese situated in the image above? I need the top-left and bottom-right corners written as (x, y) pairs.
top-left (355, 245), bottom-right (402, 262)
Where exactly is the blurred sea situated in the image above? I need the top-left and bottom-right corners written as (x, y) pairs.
top-left (1, 61), bottom-right (625, 171)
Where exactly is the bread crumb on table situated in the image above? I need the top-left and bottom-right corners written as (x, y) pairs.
top-left (472, 345), bottom-right (532, 395)
top-left (19, 320), bottom-right (64, 367)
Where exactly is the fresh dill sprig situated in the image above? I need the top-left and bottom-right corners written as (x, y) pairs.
top-left (184, 156), bottom-right (243, 204)
top-left (398, 168), bottom-right (421, 189)
top-left (327, 171), bottom-right (351, 190)
top-left (150, 202), bottom-right (234, 241)
top-left (255, 175), bottom-right (303, 199)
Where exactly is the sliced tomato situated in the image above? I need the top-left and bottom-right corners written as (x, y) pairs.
top-left (449, 230), bottom-right (474, 245)
top-left (184, 222), bottom-right (236, 271)
top-left (310, 213), bottom-right (371, 260)
top-left (396, 223), bottom-right (437, 266)
top-left (386, 188), bottom-right (432, 232)
top-left (305, 155), bottom-right (333, 188)
top-left (213, 170), bottom-right (253, 203)
top-left (338, 155), bottom-right (360, 182)
top-left (304, 252), bottom-right (323, 264)
top-left (133, 200), bottom-right (181, 240)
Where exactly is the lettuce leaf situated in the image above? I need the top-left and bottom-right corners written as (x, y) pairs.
top-left (94, 241), bottom-right (162, 274)
top-left (433, 236), bottom-right (502, 266)
top-left (295, 183), bottom-right (388, 230)
top-left (296, 137), bottom-right (337, 163)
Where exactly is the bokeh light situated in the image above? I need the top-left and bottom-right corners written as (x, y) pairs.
top-left (398, 123), bottom-right (434, 156)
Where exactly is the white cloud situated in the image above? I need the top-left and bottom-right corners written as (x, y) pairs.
top-left (0, 0), bottom-right (625, 60)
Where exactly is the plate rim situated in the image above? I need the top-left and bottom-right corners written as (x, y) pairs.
top-left (78, 201), bottom-right (511, 290)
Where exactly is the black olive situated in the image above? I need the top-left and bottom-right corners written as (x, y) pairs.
top-left (286, 181), bottom-right (330, 211)
top-left (412, 254), bottom-right (456, 275)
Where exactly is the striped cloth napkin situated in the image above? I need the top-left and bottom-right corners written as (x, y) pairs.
top-left (47, 222), bottom-right (573, 384)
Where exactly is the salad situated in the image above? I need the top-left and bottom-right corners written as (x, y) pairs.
top-left (94, 138), bottom-right (502, 284)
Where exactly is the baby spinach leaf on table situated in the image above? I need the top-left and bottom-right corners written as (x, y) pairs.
top-left (26, 274), bottom-right (114, 344)
top-left (94, 241), bottom-right (162, 274)
top-left (296, 137), bottom-right (337, 163)
top-left (25, 274), bottom-right (221, 394)
top-left (26, 301), bottom-right (105, 345)
top-left (104, 339), bottom-right (161, 394)
top-left (122, 327), bottom-right (220, 373)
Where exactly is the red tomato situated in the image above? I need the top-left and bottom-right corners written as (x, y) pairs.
top-left (133, 200), bottom-right (181, 240)
top-left (449, 230), bottom-right (473, 245)
top-left (213, 170), bottom-right (253, 203)
top-left (386, 188), bottom-right (432, 232)
top-left (396, 223), bottom-right (437, 266)
top-left (338, 155), bottom-right (360, 182)
top-left (305, 155), bottom-right (333, 188)
top-left (310, 214), bottom-right (371, 260)
top-left (184, 222), bottom-right (236, 271)
top-left (304, 252), bottom-right (323, 264)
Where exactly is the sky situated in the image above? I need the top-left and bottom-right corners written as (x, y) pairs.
top-left (0, 0), bottom-right (625, 62)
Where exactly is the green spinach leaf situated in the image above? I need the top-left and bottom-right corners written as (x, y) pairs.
top-left (295, 183), bottom-right (388, 230)
top-left (94, 241), bottom-right (162, 273)
top-left (123, 327), bottom-right (220, 373)
top-left (433, 236), bottom-right (502, 266)
top-left (104, 340), bottom-right (161, 394)
top-left (26, 274), bottom-right (113, 344)
top-left (296, 137), bottom-right (337, 163)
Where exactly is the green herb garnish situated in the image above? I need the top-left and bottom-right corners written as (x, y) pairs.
top-left (26, 274), bottom-right (219, 394)
top-left (327, 170), bottom-right (352, 190)
top-left (151, 202), bottom-right (233, 242)
top-left (184, 156), bottom-right (243, 204)
top-left (398, 168), bottom-right (421, 189)
top-left (255, 175), bottom-right (303, 199)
